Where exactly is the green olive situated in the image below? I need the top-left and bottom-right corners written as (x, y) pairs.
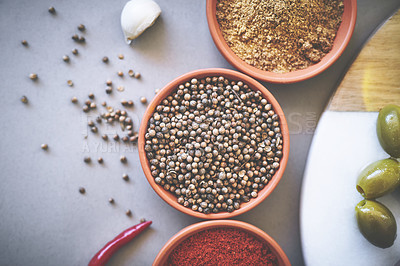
top-left (377, 104), bottom-right (400, 158)
top-left (356, 158), bottom-right (400, 199)
top-left (355, 199), bottom-right (397, 248)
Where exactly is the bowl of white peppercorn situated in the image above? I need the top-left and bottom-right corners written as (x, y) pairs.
top-left (138, 68), bottom-right (289, 219)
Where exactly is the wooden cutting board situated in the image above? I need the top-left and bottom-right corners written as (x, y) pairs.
top-left (329, 10), bottom-right (400, 111)
top-left (301, 10), bottom-right (400, 266)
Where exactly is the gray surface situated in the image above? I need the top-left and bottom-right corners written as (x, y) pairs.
top-left (0, 0), bottom-right (399, 265)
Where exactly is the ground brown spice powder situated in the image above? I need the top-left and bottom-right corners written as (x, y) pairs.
top-left (216, 0), bottom-right (344, 73)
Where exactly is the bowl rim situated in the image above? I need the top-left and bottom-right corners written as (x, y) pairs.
top-left (138, 68), bottom-right (290, 219)
top-left (206, 0), bottom-right (357, 84)
top-left (152, 219), bottom-right (291, 266)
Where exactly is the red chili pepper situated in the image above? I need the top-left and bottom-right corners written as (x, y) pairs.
top-left (88, 220), bottom-right (152, 266)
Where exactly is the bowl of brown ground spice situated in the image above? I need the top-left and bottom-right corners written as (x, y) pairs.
top-left (138, 68), bottom-right (289, 219)
top-left (207, 0), bottom-right (357, 83)
top-left (153, 220), bottom-right (291, 265)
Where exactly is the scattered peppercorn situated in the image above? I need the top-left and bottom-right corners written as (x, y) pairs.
top-left (41, 144), bottom-right (48, 150)
top-left (71, 97), bottom-right (78, 103)
top-left (29, 73), bottom-right (38, 81)
top-left (84, 156), bottom-right (91, 163)
top-left (134, 72), bottom-right (141, 79)
top-left (118, 54), bottom-right (124, 60)
top-left (102, 134), bottom-right (108, 141)
top-left (155, 88), bottom-right (160, 94)
top-left (121, 99), bottom-right (134, 107)
top-left (106, 80), bottom-right (112, 86)
top-left (140, 97), bottom-right (147, 104)
top-left (101, 101), bottom-right (107, 107)
top-left (113, 134), bottom-right (120, 141)
top-left (72, 48), bottom-right (78, 55)
top-left (145, 76), bottom-right (284, 214)
top-left (117, 86), bottom-right (124, 92)
top-left (98, 157), bottom-right (104, 164)
top-left (102, 56), bottom-right (109, 63)
top-left (88, 93), bottom-right (94, 99)
top-left (122, 173), bottom-right (129, 181)
top-left (83, 105), bottom-right (89, 113)
top-left (98, 107), bottom-right (135, 136)
top-left (117, 71), bottom-right (124, 77)
top-left (78, 24), bottom-right (86, 31)
top-left (120, 156), bottom-right (127, 163)
top-left (140, 218), bottom-right (146, 223)
top-left (67, 80), bottom-right (73, 87)
top-left (108, 198), bottom-right (115, 204)
top-left (79, 187), bottom-right (86, 194)
top-left (21, 40), bottom-right (28, 46)
top-left (63, 55), bottom-right (70, 62)
top-left (128, 70), bottom-right (134, 77)
top-left (21, 95), bottom-right (28, 104)
top-left (72, 34), bottom-right (85, 43)
top-left (48, 6), bottom-right (56, 14)
top-left (91, 126), bottom-right (98, 133)
top-left (126, 209), bottom-right (132, 216)
top-left (105, 86), bottom-right (113, 94)
top-left (88, 120), bottom-right (95, 127)
top-left (130, 134), bottom-right (138, 143)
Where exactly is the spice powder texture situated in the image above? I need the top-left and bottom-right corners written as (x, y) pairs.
top-left (216, 0), bottom-right (344, 73)
top-left (166, 228), bottom-right (278, 266)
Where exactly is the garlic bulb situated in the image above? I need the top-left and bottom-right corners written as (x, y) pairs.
top-left (121, 0), bottom-right (161, 44)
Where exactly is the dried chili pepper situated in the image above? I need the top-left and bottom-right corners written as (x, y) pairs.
top-left (88, 220), bottom-right (152, 266)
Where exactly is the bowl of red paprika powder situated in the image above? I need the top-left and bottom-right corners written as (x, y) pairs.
top-left (206, 0), bottom-right (357, 83)
top-left (153, 220), bottom-right (291, 265)
top-left (138, 68), bottom-right (290, 219)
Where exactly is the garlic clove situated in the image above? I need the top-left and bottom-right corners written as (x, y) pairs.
top-left (121, 0), bottom-right (162, 44)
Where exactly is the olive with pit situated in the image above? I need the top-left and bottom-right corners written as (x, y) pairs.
top-left (355, 199), bottom-right (397, 248)
top-left (356, 158), bottom-right (400, 199)
top-left (377, 104), bottom-right (400, 158)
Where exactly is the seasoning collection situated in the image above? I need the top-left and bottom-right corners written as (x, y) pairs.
top-left (14, 0), bottom-right (356, 264)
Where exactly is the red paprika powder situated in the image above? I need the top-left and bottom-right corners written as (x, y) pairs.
top-left (166, 227), bottom-right (278, 266)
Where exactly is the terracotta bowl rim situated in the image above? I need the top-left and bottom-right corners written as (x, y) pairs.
top-left (153, 219), bottom-right (291, 266)
top-left (206, 0), bottom-right (357, 84)
top-left (138, 68), bottom-right (290, 219)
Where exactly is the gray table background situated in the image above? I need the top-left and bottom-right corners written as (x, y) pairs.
top-left (1, 0), bottom-right (399, 265)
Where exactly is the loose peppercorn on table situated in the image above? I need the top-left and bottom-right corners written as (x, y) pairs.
top-left (0, 0), bottom-right (399, 265)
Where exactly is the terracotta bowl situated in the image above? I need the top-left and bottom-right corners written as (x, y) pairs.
top-left (153, 220), bottom-right (291, 266)
top-left (138, 68), bottom-right (290, 219)
top-left (206, 0), bottom-right (357, 83)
